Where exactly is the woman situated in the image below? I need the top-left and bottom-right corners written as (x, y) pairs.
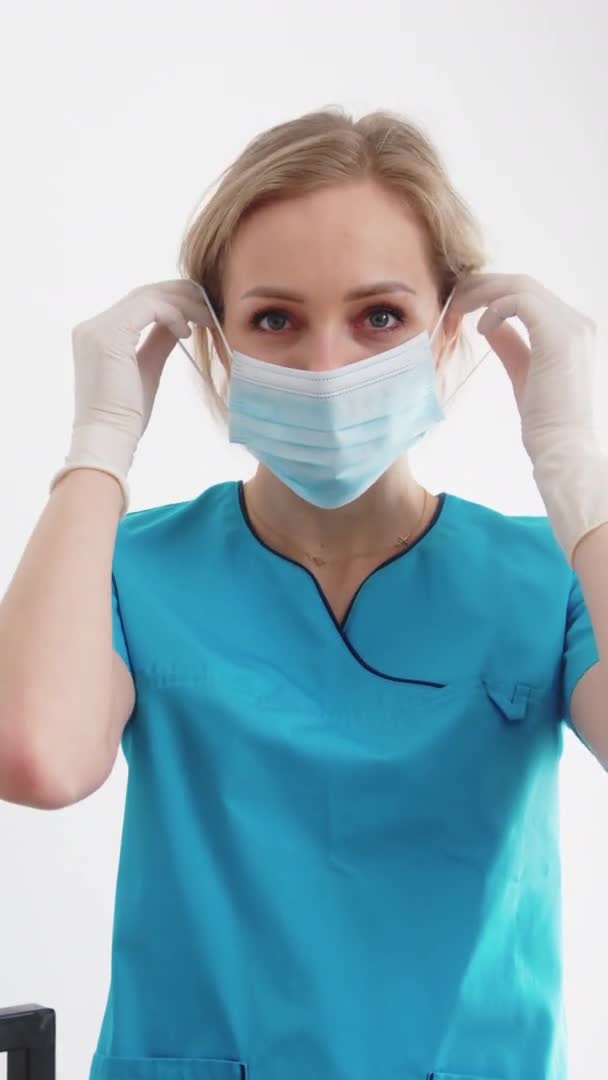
top-left (5, 107), bottom-right (606, 1080)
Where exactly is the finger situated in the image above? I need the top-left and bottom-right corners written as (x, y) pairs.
top-left (481, 319), bottom-right (530, 368)
top-left (134, 322), bottom-right (178, 425)
top-left (120, 288), bottom-right (215, 331)
top-left (150, 278), bottom-right (210, 299)
top-left (476, 291), bottom-right (554, 340)
top-left (471, 275), bottom-right (584, 325)
top-left (136, 322), bottom-right (179, 376)
top-left (178, 294), bottom-right (217, 328)
top-left (476, 319), bottom-right (531, 409)
top-left (140, 279), bottom-right (217, 326)
top-left (452, 275), bottom-right (592, 339)
top-left (454, 272), bottom-right (544, 294)
top-left (170, 277), bottom-right (218, 315)
top-left (456, 283), bottom-right (555, 326)
top-left (451, 273), bottom-right (549, 312)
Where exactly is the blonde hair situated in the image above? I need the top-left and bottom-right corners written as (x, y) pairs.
top-left (177, 106), bottom-right (488, 423)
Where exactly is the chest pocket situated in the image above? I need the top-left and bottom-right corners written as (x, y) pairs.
top-left (90, 1054), bottom-right (247, 1079)
top-left (484, 679), bottom-right (541, 724)
top-left (326, 675), bottom-right (558, 875)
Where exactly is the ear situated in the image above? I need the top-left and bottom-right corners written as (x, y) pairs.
top-left (209, 327), bottom-right (232, 372)
top-left (433, 310), bottom-right (463, 404)
top-left (437, 309), bottom-right (463, 364)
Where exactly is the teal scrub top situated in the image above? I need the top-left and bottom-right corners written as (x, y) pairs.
top-left (89, 480), bottom-right (600, 1080)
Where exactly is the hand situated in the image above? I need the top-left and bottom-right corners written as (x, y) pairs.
top-left (449, 272), bottom-right (607, 566)
top-left (49, 280), bottom-right (212, 515)
top-left (449, 272), bottom-right (599, 464)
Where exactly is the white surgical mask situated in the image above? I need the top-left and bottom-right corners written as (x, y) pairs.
top-left (178, 282), bottom-right (490, 508)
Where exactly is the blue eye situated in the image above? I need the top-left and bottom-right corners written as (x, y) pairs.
top-left (249, 305), bottom-right (406, 333)
top-left (365, 305), bottom-right (406, 331)
top-left (250, 308), bottom-right (291, 332)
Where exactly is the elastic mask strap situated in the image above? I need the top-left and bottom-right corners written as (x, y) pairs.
top-left (441, 343), bottom-right (494, 412)
top-left (178, 281), bottom-right (459, 380)
top-left (176, 279), bottom-right (494, 413)
top-left (430, 283), bottom-right (493, 414)
top-left (429, 285), bottom-right (456, 345)
top-left (174, 280), bottom-right (234, 380)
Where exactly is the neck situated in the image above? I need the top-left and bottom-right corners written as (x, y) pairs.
top-left (242, 459), bottom-right (434, 560)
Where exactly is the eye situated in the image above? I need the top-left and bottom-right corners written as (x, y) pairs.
top-left (249, 304), bottom-right (407, 334)
top-left (364, 305), bottom-right (406, 331)
top-left (249, 308), bottom-right (292, 333)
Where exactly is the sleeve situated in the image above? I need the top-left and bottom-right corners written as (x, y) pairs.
top-left (111, 571), bottom-right (132, 673)
top-left (560, 569), bottom-right (600, 731)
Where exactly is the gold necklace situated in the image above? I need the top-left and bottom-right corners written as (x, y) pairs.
top-left (246, 488), bottom-right (430, 568)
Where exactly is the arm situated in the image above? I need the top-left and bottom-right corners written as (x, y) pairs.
top-left (570, 522), bottom-right (608, 770)
top-left (0, 469), bottom-right (124, 807)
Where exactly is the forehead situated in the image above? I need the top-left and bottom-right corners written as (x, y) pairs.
top-left (224, 179), bottom-right (433, 296)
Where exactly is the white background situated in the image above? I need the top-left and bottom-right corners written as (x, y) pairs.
top-left (0, 1), bottom-right (607, 1077)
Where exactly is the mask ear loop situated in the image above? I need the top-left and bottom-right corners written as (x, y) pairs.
top-left (174, 280), bottom-right (233, 383)
top-left (441, 345), bottom-right (493, 412)
top-left (430, 284), bottom-right (494, 415)
top-left (176, 279), bottom-right (493, 412)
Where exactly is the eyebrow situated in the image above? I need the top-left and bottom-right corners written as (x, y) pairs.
top-left (239, 280), bottom-right (417, 302)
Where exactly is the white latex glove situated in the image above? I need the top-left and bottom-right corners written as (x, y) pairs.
top-left (451, 272), bottom-right (608, 566)
top-left (49, 280), bottom-right (213, 516)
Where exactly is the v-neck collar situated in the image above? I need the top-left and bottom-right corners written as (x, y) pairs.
top-left (235, 480), bottom-right (450, 633)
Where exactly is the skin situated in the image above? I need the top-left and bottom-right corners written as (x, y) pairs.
top-left (210, 177), bottom-right (463, 565)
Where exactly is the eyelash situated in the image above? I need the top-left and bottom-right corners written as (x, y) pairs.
top-left (248, 304), bottom-right (407, 334)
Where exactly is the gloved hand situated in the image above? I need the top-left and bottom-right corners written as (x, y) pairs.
top-left (49, 279), bottom-right (213, 516)
top-left (450, 272), bottom-right (608, 566)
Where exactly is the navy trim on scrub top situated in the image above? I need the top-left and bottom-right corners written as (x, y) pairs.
top-left (237, 479), bottom-right (450, 687)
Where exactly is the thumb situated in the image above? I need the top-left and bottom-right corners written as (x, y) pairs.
top-left (136, 322), bottom-right (179, 430)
